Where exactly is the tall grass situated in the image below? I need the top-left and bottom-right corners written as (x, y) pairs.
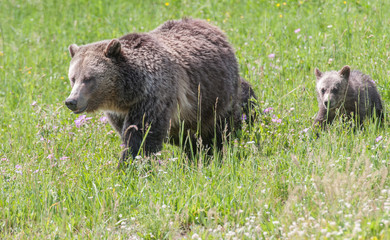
top-left (1, 0), bottom-right (389, 238)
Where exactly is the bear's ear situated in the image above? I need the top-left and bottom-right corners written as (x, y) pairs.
top-left (315, 68), bottom-right (323, 81)
top-left (104, 39), bottom-right (121, 58)
top-left (339, 65), bottom-right (350, 80)
top-left (68, 44), bottom-right (79, 58)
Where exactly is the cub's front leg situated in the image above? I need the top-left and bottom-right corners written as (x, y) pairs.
top-left (313, 106), bottom-right (336, 129)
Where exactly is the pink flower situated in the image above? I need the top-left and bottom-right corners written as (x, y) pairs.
top-left (15, 165), bottom-right (22, 169)
top-left (31, 101), bottom-right (37, 106)
top-left (302, 128), bottom-right (309, 133)
top-left (268, 53), bottom-right (275, 59)
top-left (47, 154), bottom-right (54, 159)
top-left (376, 136), bottom-right (383, 142)
top-left (75, 115), bottom-right (92, 128)
top-left (271, 118), bottom-right (282, 123)
top-left (294, 28), bottom-right (301, 33)
top-left (60, 156), bottom-right (69, 161)
top-left (1, 157), bottom-right (8, 162)
top-left (100, 116), bottom-right (108, 124)
top-left (263, 107), bottom-right (274, 113)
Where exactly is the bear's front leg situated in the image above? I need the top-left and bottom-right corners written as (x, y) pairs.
top-left (118, 113), bottom-right (169, 168)
top-left (313, 106), bottom-right (336, 130)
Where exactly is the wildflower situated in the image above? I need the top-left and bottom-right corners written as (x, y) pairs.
top-left (272, 117), bottom-right (282, 123)
top-left (28, 71), bottom-right (31, 74)
top-left (165, 2), bottom-right (169, 6)
top-left (268, 53), bottom-right (275, 59)
top-left (60, 76), bottom-right (64, 80)
top-left (191, 233), bottom-right (200, 239)
top-left (375, 136), bottom-right (383, 142)
top-left (31, 101), bottom-right (37, 106)
top-left (327, 25), bottom-right (333, 28)
top-left (34, 169), bottom-right (39, 173)
top-left (294, 28), bottom-right (301, 33)
top-left (279, 14), bottom-right (283, 18)
top-left (1, 157), bottom-right (8, 162)
top-left (74, 114), bottom-right (92, 128)
top-left (47, 154), bottom-right (54, 159)
top-left (283, 2), bottom-right (286, 5)
top-left (344, 1), bottom-right (346, 4)
top-left (15, 165), bottom-right (22, 175)
top-left (276, 3), bottom-right (280, 7)
top-left (302, 128), bottom-right (309, 133)
top-left (241, 114), bottom-right (247, 121)
top-left (120, 143), bottom-right (126, 148)
top-left (263, 107), bottom-right (274, 113)
top-left (99, 116), bottom-right (108, 123)
top-left (60, 156), bottom-right (69, 161)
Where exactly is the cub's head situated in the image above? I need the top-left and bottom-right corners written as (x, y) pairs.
top-left (315, 65), bottom-right (350, 110)
top-left (65, 39), bottom-right (122, 114)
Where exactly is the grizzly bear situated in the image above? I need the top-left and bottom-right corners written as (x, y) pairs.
top-left (314, 65), bottom-right (383, 128)
top-left (65, 18), bottom-right (256, 165)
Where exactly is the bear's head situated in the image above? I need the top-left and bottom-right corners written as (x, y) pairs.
top-left (65, 39), bottom-right (123, 114)
top-left (315, 65), bottom-right (350, 110)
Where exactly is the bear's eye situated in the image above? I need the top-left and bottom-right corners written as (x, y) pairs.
top-left (84, 77), bottom-right (94, 83)
top-left (70, 78), bottom-right (75, 84)
top-left (331, 88), bottom-right (338, 94)
top-left (321, 88), bottom-right (325, 94)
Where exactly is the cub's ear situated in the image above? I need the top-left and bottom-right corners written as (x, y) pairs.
top-left (104, 39), bottom-right (121, 58)
top-left (339, 65), bottom-right (350, 80)
top-left (68, 44), bottom-right (79, 58)
top-left (315, 68), bottom-right (323, 81)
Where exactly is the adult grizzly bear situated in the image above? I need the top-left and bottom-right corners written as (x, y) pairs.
top-left (314, 65), bottom-right (383, 128)
top-left (65, 18), bottom-right (256, 165)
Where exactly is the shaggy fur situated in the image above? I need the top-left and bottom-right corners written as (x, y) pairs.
top-left (314, 65), bottom-right (383, 128)
top-left (65, 18), bottom-right (256, 165)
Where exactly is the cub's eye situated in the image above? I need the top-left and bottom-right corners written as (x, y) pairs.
top-left (321, 88), bottom-right (325, 94)
top-left (331, 88), bottom-right (338, 94)
top-left (70, 78), bottom-right (75, 84)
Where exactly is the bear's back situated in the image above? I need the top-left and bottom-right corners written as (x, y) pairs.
top-left (346, 70), bottom-right (383, 116)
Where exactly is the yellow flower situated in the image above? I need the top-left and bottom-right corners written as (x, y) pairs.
top-left (28, 71), bottom-right (31, 74)
top-left (279, 14), bottom-right (283, 18)
top-left (60, 76), bottom-right (64, 80)
top-left (240, 16), bottom-right (244, 19)
top-left (207, 18), bottom-right (210, 21)
top-left (344, 1), bottom-right (346, 4)
top-left (165, 2), bottom-right (169, 6)
top-left (283, 2), bottom-right (286, 5)
top-left (299, 1), bottom-right (303, 4)
top-left (276, 3), bottom-right (280, 7)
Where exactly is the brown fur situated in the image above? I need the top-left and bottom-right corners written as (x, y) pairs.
top-left (314, 65), bottom-right (383, 128)
top-left (65, 18), bottom-right (256, 165)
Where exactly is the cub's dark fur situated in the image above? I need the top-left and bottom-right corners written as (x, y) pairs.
top-left (314, 65), bottom-right (383, 128)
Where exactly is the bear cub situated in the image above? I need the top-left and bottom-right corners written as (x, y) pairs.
top-left (65, 18), bottom-right (256, 166)
top-left (314, 65), bottom-right (383, 128)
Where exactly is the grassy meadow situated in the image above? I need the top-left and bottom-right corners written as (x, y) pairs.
top-left (1, 0), bottom-right (390, 238)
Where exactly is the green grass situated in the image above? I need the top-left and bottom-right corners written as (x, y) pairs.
top-left (1, 0), bottom-right (390, 238)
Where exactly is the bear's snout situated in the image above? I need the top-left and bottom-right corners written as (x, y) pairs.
top-left (65, 98), bottom-right (78, 111)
